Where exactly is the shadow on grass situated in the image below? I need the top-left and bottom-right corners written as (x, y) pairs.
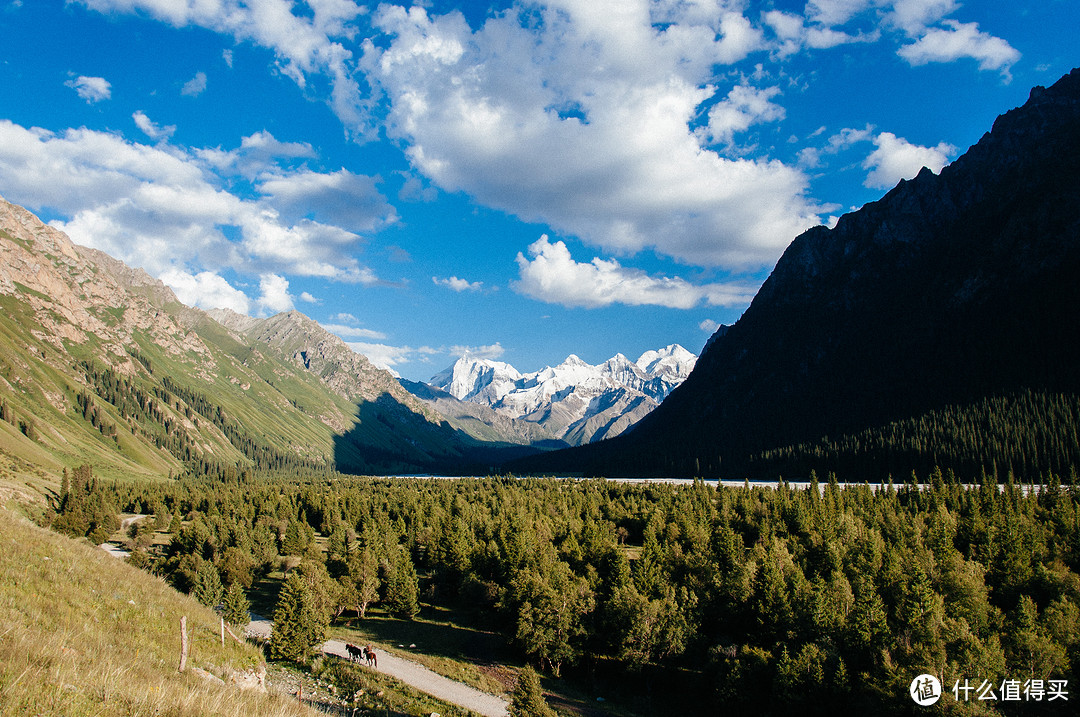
top-left (332, 604), bottom-right (513, 667)
top-left (247, 571), bottom-right (284, 617)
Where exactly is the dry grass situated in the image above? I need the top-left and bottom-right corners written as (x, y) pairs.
top-left (0, 507), bottom-right (320, 717)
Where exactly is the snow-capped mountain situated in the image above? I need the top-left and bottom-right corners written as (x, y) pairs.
top-left (423, 345), bottom-right (697, 445)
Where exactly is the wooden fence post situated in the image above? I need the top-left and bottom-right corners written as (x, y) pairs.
top-left (220, 617), bottom-right (225, 647)
top-left (178, 616), bottom-right (188, 672)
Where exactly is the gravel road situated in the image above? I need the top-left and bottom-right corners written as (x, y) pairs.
top-left (246, 614), bottom-right (510, 717)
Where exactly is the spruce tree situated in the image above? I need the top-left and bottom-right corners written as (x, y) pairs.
top-left (222, 580), bottom-right (251, 629)
top-left (509, 665), bottom-right (557, 717)
top-left (270, 571), bottom-right (327, 663)
top-left (385, 548), bottom-right (420, 620)
top-left (192, 562), bottom-right (224, 607)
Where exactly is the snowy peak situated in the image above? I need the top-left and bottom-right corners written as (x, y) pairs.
top-left (427, 345), bottom-right (697, 445)
top-left (636, 344), bottom-right (697, 377)
top-left (431, 354), bottom-right (523, 404)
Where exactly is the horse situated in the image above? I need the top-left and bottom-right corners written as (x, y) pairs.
top-left (345, 643), bottom-right (364, 662)
top-left (364, 646), bottom-right (377, 669)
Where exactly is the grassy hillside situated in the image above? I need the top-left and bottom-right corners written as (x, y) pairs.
top-left (0, 506), bottom-right (317, 717)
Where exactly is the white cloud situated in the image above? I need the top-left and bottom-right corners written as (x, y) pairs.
top-left (323, 323), bottom-right (387, 339)
top-left (699, 318), bottom-right (721, 333)
top-left (888, 0), bottom-right (960, 35)
top-left (898, 20), bottom-right (1020, 78)
top-left (132, 110), bottom-right (176, 141)
top-left (513, 235), bottom-right (757, 310)
top-left (345, 342), bottom-right (412, 374)
top-left (222, 49), bottom-right (233, 68)
top-left (196, 130), bottom-right (316, 178)
top-left (0, 119), bottom-right (386, 285)
top-left (862, 131), bottom-right (955, 189)
top-left (255, 273), bottom-right (293, 315)
top-left (181, 71), bottom-right (207, 97)
top-left (449, 343), bottom-right (504, 360)
top-left (700, 83), bottom-right (785, 147)
top-left (160, 268), bottom-right (251, 314)
top-left (365, 2), bottom-right (819, 270)
top-left (763, 9), bottom-right (872, 58)
top-left (806, 0), bottom-right (873, 27)
top-left (298, 291), bottom-right (319, 303)
top-left (78, 0), bottom-right (372, 136)
top-left (65, 75), bottom-right (111, 103)
top-left (433, 276), bottom-right (482, 292)
top-left (257, 168), bottom-right (396, 231)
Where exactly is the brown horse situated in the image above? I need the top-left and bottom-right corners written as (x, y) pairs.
top-left (364, 646), bottom-right (377, 669)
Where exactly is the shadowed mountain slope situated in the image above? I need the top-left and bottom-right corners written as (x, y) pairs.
top-left (511, 68), bottom-right (1080, 479)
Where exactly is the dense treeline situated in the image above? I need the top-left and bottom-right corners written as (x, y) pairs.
top-left (74, 359), bottom-right (328, 476)
top-left (751, 390), bottom-right (1080, 483)
top-left (78, 470), bottom-right (1080, 714)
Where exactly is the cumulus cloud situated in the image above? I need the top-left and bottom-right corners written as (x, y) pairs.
top-left (699, 83), bottom-right (785, 147)
top-left (862, 131), bottom-right (955, 189)
top-left (699, 318), bottom-right (721, 333)
top-left (322, 323), bottom-right (387, 339)
top-left (196, 130), bottom-right (316, 178)
top-left (160, 268), bottom-right (251, 314)
top-left (345, 342), bottom-right (412, 374)
top-left (433, 276), bottom-right (482, 292)
top-left (65, 75), bottom-right (111, 103)
top-left (898, 20), bottom-right (1020, 78)
top-left (763, 9), bottom-right (874, 58)
top-left (449, 343), bottom-right (505, 360)
top-left (255, 273), bottom-right (293, 315)
top-left (78, 0), bottom-right (372, 136)
top-left (257, 168), bottom-right (397, 231)
top-left (181, 71), bottom-right (208, 97)
top-left (365, 2), bottom-right (819, 269)
top-left (806, 0), bottom-right (874, 27)
top-left (132, 110), bottom-right (176, 140)
top-left (888, 0), bottom-right (960, 35)
top-left (513, 236), bottom-right (757, 310)
top-left (298, 291), bottom-right (319, 303)
top-left (0, 119), bottom-right (388, 286)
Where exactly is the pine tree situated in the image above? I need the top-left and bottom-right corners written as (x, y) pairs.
top-left (192, 562), bottom-right (224, 607)
top-left (509, 665), bottom-right (557, 717)
top-left (385, 547), bottom-right (420, 620)
top-left (270, 571), bottom-right (327, 663)
top-left (222, 580), bottom-right (251, 629)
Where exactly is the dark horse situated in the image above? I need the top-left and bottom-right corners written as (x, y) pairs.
top-left (346, 643), bottom-right (364, 662)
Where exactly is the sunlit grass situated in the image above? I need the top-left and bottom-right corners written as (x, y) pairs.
top-left (0, 507), bottom-right (319, 716)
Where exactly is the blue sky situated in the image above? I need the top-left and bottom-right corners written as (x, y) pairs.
top-left (0, 1), bottom-right (1076, 382)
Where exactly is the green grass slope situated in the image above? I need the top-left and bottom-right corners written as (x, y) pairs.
top-left (0, 507), bottom-right (318, 717)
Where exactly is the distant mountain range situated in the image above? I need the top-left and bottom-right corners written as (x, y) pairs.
top-left (514, 68), bottom-right (1080, 480)
top-left (403, 346), bottom-right (696, 446)
top-left (0, 196), bottom-right (517, 478)
top-left (0, 193), bottom-right (692, 478)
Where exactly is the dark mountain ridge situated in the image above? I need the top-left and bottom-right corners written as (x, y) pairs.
top-left (514, 68), bottom-right (1080, 479)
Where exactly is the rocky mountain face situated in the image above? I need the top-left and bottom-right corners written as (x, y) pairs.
top-left (0, 196), bottom-right (507, 478)
top-left (418, 346), bottom-right (696, 445)
top-left (514, 68), bottom-right (1080, 478)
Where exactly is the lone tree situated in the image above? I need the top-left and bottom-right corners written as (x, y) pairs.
top-left (270, 571), bottom-right (327, 663)
top-left (509, 665), bottom-right (557, 717)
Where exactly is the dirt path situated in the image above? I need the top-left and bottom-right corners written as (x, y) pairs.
top-left (246, 614), bottom-right (510, 717)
